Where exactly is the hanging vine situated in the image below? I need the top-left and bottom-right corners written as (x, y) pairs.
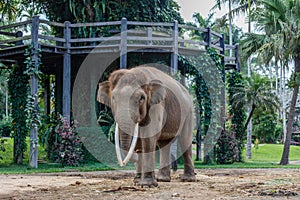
top-left (227, 70), bottom-right (246, 162)
top-left (24, 45), bottom-right (42, 129)
top-left (8, 65), bottom-right (29, 164)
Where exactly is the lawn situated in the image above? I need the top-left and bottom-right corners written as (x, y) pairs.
top-left (1, 138), bottom-right (300, 174)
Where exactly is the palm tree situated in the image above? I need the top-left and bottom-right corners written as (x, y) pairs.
top-left (212, 0), bottom-right (259, 158)
top-left (241, 0), bottom-right (300, 165)
top-left (0, 0), bottom-right (19, 22)
top-left (231, 73), bottom-right (279, 158)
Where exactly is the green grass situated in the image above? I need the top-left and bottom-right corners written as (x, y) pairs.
top-left (1, 138), bottom-right (300, 174)
top-left (246, 144), bottom-right (300, 163)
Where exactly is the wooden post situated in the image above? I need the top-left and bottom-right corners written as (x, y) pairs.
top-left (44, 75), bottom-right (51, 116)
top-left (120, 18), bottom-right (127, 69)
top-left (220, 34), bottom-right (226, 131)
top-left (171, 21), bottom-right (178, 74)
top-left (55, 64), bottom-right (62, 114)
top-left (147, 27), bottom-right (153, 45)
top-left (205, 27), bottom-right (211, 49)
top-left (15, 31), bottom-right (24, 46)
top-left (220, 34), bottom-right (225, 82)
top-left (196, 105), bottom-right (202, 161)
top-left (235, 44), bottom-right (240, 72)
top-left (170, 21), bottom-right (179, 168)
top-left (63, 21), bottom-right (71, 122)
top-left (29, 15), bottom-right (39, 168)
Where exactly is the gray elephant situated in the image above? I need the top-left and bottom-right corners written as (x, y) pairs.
top-left (97, 65), bottom-right (196, 187)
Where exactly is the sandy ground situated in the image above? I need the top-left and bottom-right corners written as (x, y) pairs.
top-left (1, 168), bottom-right (300, 200)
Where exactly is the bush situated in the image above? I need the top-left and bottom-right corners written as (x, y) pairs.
top-left (215, 131), bottom-right (238, 164)
top-left (0, 118), bottom-right (12, 137)
top-left (53, 118), bottom-right (84, 166)
top-left (41, 115), bottom-right (84, 166)
top-left (0, 138), bottom-right (5, 160)
top-left (0, 118), bottom-right (10, 160)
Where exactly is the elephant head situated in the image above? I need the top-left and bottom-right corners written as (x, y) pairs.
top-left (97, 68), bottom-right (166, 166)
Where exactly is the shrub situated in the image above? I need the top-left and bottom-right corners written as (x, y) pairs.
top-left (41, 115), bottom-right (84, 166)
top-left (53, 117), bottom-right (84, 166)
top-left (0, 117), bottom-right (12, 137)
top-left (0, 138), bottom-right (5, 160)
top-left (215, 130), bottom-right (238, 164)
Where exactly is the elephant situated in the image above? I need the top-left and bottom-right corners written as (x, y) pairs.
top-left (97, 65), bottom-right (196, 187)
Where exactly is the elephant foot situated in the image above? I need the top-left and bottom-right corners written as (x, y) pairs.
top-left (133, 174), bottom-right (141, 185)
top-left (157, 170), bottom-right (171, 182)
top-left (180, 173), bottom-right (196, 182)
top-left (137, 178), bottom-right (158, 188)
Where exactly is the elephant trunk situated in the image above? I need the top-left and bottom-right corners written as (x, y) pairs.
top-left (115, 123), bottom-right (138, 167)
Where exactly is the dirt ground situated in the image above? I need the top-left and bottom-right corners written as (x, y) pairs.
top-left (1, 168), bottom-right (300, 200)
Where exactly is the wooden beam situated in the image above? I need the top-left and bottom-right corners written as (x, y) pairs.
top-left (44, 75), bottom-right (51, 115)
top-left (171, 21), bottom-right (178, 74)
top-left (29, 16), bottom-right (39, 169)
top-left (63, 21), bottom-right (71, 122)
top-left (235, 44), bottom-right (240, 72)
top-left (120, 18), bottom-right (127, 69)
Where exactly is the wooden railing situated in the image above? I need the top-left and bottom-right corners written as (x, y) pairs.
top-left (0, 16), bottom-right (239, 70)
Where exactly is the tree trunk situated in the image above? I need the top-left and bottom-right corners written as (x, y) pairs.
top-left (275, 61), bottom-right (279, 96)
top-left (245, 104), bottom-right (255, 159)
top-left (14, 139), bottom-right (23, 164)
top-left (228, 0), bottom-right (233, 57)
top-left (280, 57), bottom-right (300, 165)
top-left (5, 90), bottom-right (8, 118)
top-left (282, 64), bottom-right (287, 143)
top-left (244, 104), bottom-right (255, 131)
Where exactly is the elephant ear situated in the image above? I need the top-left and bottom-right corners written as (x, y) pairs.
top-left (149, 80), bottom-right (166, 105)
top-left (97, 69), bottom-right (128, 107)
top-left (109, 69), bottom-right (127, 89)
top-left (97, 81), bottom-right (111, 107)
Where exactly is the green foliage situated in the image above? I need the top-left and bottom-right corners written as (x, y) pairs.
top-left (33, 0), bottom-right (183, 23)
top-left (24, 46), bottom-right (42, 77)
top-left (215, 130), bottom-right (238, 164)
top-left (8, 65), bottom-right (29, 164)
top-left (53, 117), bottom-right (83, 167)
top-left (178, 55), bottom-right (212, 136)
top-left (227, 70), bottom-right (246, 162)
top-left (24, 45), bottom-right (42, 129)
top-left (0, 138), bottom-right (5, 160)
top-left (40, 114), bottom-right (60, 161)
top-left (179, 48), bottom-right (224, 165)
top-left (252, 110), bottom-right (282, 143)
top-left (0, 118), bottom-right (7, 159)
top-left (0, 117), bottom-right (12, 137)
top-left (97, 110), bottom-right (115, 143)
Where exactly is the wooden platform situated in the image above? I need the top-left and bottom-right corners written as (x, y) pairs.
top-left (0, 16), bottom-right (239, 119)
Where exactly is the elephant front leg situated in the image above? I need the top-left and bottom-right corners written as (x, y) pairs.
top-left (134, 152), bottom-right (142, 184)
top-left (138, 138), bottom-right (158, 188)
top-left (157, 140), bottom-right (172, 182)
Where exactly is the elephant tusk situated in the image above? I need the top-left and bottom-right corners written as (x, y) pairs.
top-left (114, 123), bottom-right (124, 166)
top-left (122, 123), bottom-right (139, 166)
top-left (115, 123), bottom-right (139, 167)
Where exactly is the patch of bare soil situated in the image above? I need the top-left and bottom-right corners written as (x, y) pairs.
top-left (1, 169), bottom-right (300, 200)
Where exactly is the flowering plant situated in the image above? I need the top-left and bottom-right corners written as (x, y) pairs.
top-left (53, 117), bottom-right (83, 166)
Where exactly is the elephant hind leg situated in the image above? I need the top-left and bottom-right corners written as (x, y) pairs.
top-left (178, 114), bottom-right (196, 182)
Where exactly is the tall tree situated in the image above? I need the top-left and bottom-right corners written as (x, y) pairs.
top-left (241, 0), bottom-right (300, 165)
top-left (231, 73), bottom-right (279, 140)
top-left (0, 0), bottom-right (19, 22)
top-left (212, 0), bottom-right (258, 158)
top-left (28, 0), bottom-right (183, 23)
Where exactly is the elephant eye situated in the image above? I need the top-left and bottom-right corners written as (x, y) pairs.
top-left (139, 95), bottom-right (145, 104)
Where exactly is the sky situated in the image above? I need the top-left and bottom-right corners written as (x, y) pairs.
top-left (176, 0), bottom-right (247, 31)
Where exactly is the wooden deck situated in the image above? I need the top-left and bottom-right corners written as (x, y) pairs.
top-left (0, 17), bottom-right (239, 67)
top-left (0, 15), bottom-right (240, 124)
